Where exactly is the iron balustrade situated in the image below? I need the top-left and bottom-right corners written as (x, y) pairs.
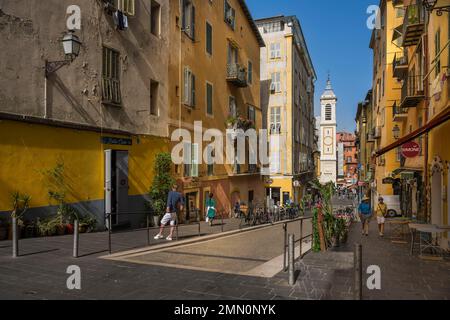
top-left (282, 215), bottom-right (313, 272)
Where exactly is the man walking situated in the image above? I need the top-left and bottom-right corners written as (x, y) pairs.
top-left (358, 196), bottom-right (372, 236)
top-left (375, 197), bottom-right (387, 237)
top-left (154, 184), bottom-right (184, 241)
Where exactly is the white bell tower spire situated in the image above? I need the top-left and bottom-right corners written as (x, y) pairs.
top-left (319, 75), bottom-right (338, 184)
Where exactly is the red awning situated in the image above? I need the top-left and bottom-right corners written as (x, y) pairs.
top-left (375, 106), bottom-right (450, 157)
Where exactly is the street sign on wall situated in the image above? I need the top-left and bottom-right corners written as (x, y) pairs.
top-left (401, 142), bottom-right (421, 158)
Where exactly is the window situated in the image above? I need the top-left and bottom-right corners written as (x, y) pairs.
top-left (206, 22), bottom-right (213, 55)
top-left (227, 42), bottom-right (238, 65)
top-left (435, 28), bottom-right (441, 78)
top-left (102, 47), bottom-right (121, 105)
top-left (271, 72), bottom-right (281, 93)
top-left (270, 107), bottom-right (281, 135)
top-left (150, 80), bottom-right (159, 116)
top-left (110, 0), bottom-right (135, 16)
top-left (206, 82), bottom-right (213, 116)
top-left (395, 7), bottom-right (404, 18)
top-left (347, 157), bottom-right (352, 163)
top-left (182, 0), bottom-right (195, 40)
top-left (207, 146), bottom-right (214, 176)
top-left (229, 96), bottom-right (237, 117)
top-left (248, 105), bottom-right (256, 124)
top-left (325, 104), bottom-right (332, 121)
top-left (224, 0), bottom-right (236, 30)
top-left (184, 143), bottom-right (199, 177)
top-left (183, 67), bottom-right (195, 107)
top-left (247, 60), bottom-right (253, 84)
top-left (150, 0), bottom-right (161, 37)
top-left (270, 43), bottom-right (281, 59)
top-left (262, 21), bottom-right (284, 34)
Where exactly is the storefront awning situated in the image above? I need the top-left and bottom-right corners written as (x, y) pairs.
top-left (375, 106), bottom-right (450, 157)
top-left (392, 167), bottom-right (423, 176)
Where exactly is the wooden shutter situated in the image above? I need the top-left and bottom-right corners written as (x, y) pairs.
top-left (191, 6), bottom-right (196, 39)
top-left (191, 73), bottom-right (196, 107)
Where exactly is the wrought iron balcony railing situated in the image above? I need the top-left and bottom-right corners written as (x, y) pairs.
top-left (400, 74), bottom-right (425, 108)
top-left (226, 63), bottom-right (248, 87)
top-left (402, 3), bottom-right (425, 47)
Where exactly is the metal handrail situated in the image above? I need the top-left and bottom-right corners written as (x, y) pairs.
top-left (283, 215), bottom-right (313, 272)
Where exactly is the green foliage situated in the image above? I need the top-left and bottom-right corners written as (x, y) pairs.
top-left (312, 207), bottom-right (321, 252)
top-left (11, 191), bottom-right (31, 219)
top-left (148, 153), bottom-right (175, 217)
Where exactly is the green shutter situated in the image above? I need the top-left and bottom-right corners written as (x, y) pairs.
top-left (207, 83), bottom-right (213, 115)
top-left (206, 22), bottom-right (212, 55)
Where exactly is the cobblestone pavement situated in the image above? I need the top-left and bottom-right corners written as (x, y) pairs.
top-left (0, 202), bottom-right (448, 300)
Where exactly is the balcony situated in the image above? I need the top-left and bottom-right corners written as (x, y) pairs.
top-left (392, 53), bottom-right (408, 79)
top-left (402, 3), bottom-right (425, 47)
top-left (392, 102), bottom-right (408, 121)
top-left (226, 63), bottom-right (248, 87)
top-left (400, 75), bottom-right (424, 108)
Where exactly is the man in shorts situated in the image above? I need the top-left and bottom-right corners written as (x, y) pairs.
top-left (358, 197), bottom-right (372, 236)
top-left (375, 197), bottom-right (387, 237)
top-left (154, 184), bottom-right (184, 241)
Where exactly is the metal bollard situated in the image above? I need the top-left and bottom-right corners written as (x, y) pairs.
top-left (12, 216), bottom-right (18, 258)
top-left (73, 219), bottom-right (79, 258)
top-left (283, 223), bottom-right (288, 271)
top-left (288, 234), bottom-right (295, 286)
top-left (300, 219), bottom-right (303, 258)
top-left (146, 214), bottom-right (150, 245)
top-left (354, 243), bottom-right (362, 300)
top-left (108, 214), bottom-right (112, 255)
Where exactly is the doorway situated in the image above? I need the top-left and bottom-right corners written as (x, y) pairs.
top-left (105, 150), bottom-right (129, 228)
top-left (185, 192), bottom-right (198, 223)
top-left (431, 169), bottom-right (442, 225)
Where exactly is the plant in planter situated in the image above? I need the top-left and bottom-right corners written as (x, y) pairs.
top-left (78, 214), bottom-right (97, 233)
top-left (148, 153), bottom-right (175, 226)
top-left (43, 161), bottom-right (80, 236)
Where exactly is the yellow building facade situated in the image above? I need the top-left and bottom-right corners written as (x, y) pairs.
top-left (168, 0), bottom-right (265, 219)
top-left (256, 16), bottom-right (317, 205)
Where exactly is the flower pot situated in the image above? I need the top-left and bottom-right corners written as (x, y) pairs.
top-left (66, 224), bottom-right (74, 235)
top-left (79, 224), bottom-right (88, 234)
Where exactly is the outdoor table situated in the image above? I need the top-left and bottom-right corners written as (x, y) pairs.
top-left (409, 223), bottom-right (425, 255)
top-left (411, 224), bottom-right (447, 259)
top-left (386, 218), bottom-right (412, 243)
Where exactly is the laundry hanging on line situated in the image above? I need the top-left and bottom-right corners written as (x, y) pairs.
top-left (113, 10), bottom-right (128, 31)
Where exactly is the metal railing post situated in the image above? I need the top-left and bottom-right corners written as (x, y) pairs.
top-left (146, 214), bottom-right (150, 246)
top-left (73, 219), bottom-right (79, 258)
top-left (108, 214), bottom-right (112, 255)
top-left (354, 243), bottom-right (362, 300)
top-left (300, 219), bottom-right (303, 258)
top-left (288, 234), bottom-right (295, 286)
top-left (283, 223), bottom-right (288, 272)
top-left (12, 216), bottom-right (18, 258)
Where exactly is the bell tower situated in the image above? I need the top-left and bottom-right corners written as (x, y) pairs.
top-left (319, 75), bottom-right (337, 184)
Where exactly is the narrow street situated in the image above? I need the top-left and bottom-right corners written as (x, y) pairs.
top-left (0, 197), bottom-right (448, 300)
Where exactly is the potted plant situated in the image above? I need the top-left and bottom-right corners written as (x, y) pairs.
top-left (148, 153), bottom-right (175, 227)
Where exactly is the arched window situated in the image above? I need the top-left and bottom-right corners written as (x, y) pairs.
top-left (325, 104), bottom-right (332, 121)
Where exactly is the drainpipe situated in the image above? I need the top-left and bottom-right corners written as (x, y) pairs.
top-left (44, 60), bottom-right (48, 119)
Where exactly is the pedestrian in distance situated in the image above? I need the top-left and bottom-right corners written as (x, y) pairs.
top-left (206, 193), bottom-right (216, 226)
top-left (376, 197), bottom-right (388, 237)
top-left (358, 196), bottom-right (372, 236)
top-left (154, 184), bottom-right (184, 241)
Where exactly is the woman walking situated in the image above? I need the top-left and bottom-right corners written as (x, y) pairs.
top-left (206, 193), bottom-right (217, 226)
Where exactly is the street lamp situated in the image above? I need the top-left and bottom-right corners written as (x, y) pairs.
top-left (422, 0), bottom-right (450, 16)
top-left (45, 30), bottom-right (82, 77)
top-left (393, 125), bottom-right (401, 140)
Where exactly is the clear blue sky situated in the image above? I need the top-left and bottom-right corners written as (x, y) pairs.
top-left (247, 0), bottom-right (375, 133)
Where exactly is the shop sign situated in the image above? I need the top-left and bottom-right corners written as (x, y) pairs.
top-left (101, 137), bottom-right (132, 146)
top-left (401, 142), bottom-right (421, 158)
top-left (382, 177), bottom-right (395, 184)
